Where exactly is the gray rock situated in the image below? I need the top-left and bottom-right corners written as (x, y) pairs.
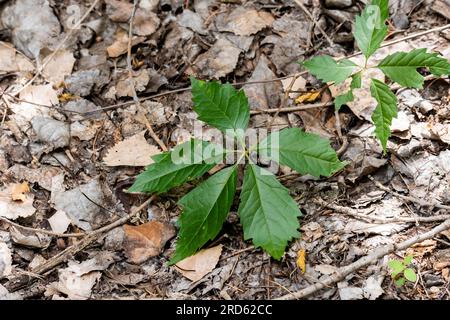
top-left (65, 70), bottom-right (100, 96)
top-left (1, 0), bottom-right (61, 59)
top-left (324, 0), bottom-right (353, 9)
top-left (31, 117), bottom-right (70, 149)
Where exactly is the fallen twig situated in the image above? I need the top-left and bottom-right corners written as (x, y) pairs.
top-left (314, 198), bottom-right (450, 223)
top-left (126, 1), bottom-right (168, 152)
top-left (368, 175), bottom-right (450, 211)
top-left (5, 196), bottom-right (154, 292)
top-left (276, 218), bottom-right (450, 299)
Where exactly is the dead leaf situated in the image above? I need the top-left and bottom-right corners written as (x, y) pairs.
top-left (11, 182), bottom-right (30, 201)
top-left (175, 245), bottom-right (223, 282)
top-left (281, 76), bottom-right (306, 99)
top-left (406, 239), bottom-right (437, 257)
top-left (0, 41), bottom-right (34, 72)
top-left (123, 221), bottom-right (176, 264)
top-left (295, 91), bottom-right (321, 104)
top-left (0, 183), bottom-right (35, 220)
top-left (10, 226), bottom-right (51, 249)
top-left (0, 242), bottom-right (12, 278)
top-left (243, 55), bottom-right (282, 110)
top-left (10, 84), bottom-right (58, 125)
top-left (48, 210), bottom-right (72, 234)
top-left (296, 249), bottom-right (306, 273)
top-left (107, 29), bottom-right (145, 58)
top-left (216, 7), bottom-right (274, 36)
top-left (45, 252), bottom-right (116, 299)
top-left (103, 131), bottom-right (161, 167)
top-left (193, 38), bottom-right (241, 79)
top-left (42, 50), bottom-right (75, 85)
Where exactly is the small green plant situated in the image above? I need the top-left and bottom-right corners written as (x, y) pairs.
top-left (129, 77), bottom-right (345, 264)
top-left (303, 0), bottom-right (450, 152)
top-left (388, 255), bottom-right (417, 286)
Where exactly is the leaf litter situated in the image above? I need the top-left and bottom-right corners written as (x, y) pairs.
top-left (0, 0), bottom-right (449, 300)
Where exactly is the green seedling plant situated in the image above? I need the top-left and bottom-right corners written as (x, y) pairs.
top-left (303, 0), bottom-right (450, 152)
top-left (129, 77), bottom-right (346, 264)
top-left (388, 255), bottom-right (417, 287)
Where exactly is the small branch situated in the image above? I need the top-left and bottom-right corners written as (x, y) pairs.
top-left (250, 101), bottom-right (333, 115)
top-left (314, 198), bottom-right (450, 223)
top-left (276, 218), bottom-right (450, 300)
top-left (267, 75), bottom-right (299, 128)
top-left (368, 176), bottom-right (450, 211)
top-left (126, 1), bottom-right (168, 152)
top-left (0, 217), bottom-right (85, 238)
top-left (11, 0), bottom-right (100, 97)
top-left (5, 196), bottom-right (155, 292)
top-left (293, 0), bottom-right (334, 47)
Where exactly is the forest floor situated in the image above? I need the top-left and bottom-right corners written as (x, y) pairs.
top-left (1, 0), bottom-right (450, 300)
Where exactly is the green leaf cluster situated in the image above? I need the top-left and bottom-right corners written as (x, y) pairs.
top-left (388, 255), bottom-right (417, 287)
top-left (302, 0), bottom-right (450, 153)
top-left (130, 77), bottom-right (345, 264)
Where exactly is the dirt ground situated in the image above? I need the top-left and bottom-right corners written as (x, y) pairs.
top-left (1, 0), bottom-right (450, 300)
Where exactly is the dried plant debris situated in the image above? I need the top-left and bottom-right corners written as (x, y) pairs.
top-left (0, 0), bottom-right (449, 301)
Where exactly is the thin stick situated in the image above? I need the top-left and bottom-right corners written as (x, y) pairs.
top-left (0, 217), bottom-right (85, 238)
top-left (5, 196), bottom-right (154, 292)
top-left (276, 218), bottom-right (450, 299)
top-left (368, 176), bottom-right (450, 211)
top-left (293, 0), bottom-right (334, 46)
top-left (126, 1), bottom-right (168, 152)
top-left (84, 23), bottom-right (450, 116)
top-left (314, 198), bottom-right (450, 223)
top-left (250, 101), bottom-right (334, 115)
top-left (11, 0), bottom-right (101, 96)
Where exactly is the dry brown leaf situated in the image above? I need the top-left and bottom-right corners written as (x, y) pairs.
top-left (406, 239), bottom-right (437, 257)
top-left (295, 91), bottom-right (321, 104)
top-left (296, 249), bottom-right (306, 273)
top-left (281, 76), bottom-right (306, 99)
top-left (103, 131), bottom-right (161, 167)
top-left (123, 221), bottom-right (176, 264)
top-left (107, 29), bottom-right (145, 58)
top-left (175, 245), bottom-right (223, 282)
top-left (217, 7), bottom-right (274, 36)
top-left (10, 84), bottom-right (58, 124)
top-left (11, 181), bottom-right (30, 201)
top-left (0, 242), bottom-right (12, 278)
top-left (42, 50), bottom-right (75, 85)
top-left (0, 42), bottom-right (34, 72)
top-left (0, 183), bottom-right (35, 220)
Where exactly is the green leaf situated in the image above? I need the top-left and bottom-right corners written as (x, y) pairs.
top-left (303, 55), bottom-right (357, 85)
top-left (404, 268), bottom-right (417, 282)
top-left (191, 77), bottom-right (250, 133)
top-left (371, 0), bottom-right (390, 21)
top-left (169, 166), bottom-right (237, 265)
top-left (128, 139), bottom-right (225, 194)
top-left (335, 90), bottom-right (354, 111)
top-left (378, 48), bottom-right (450, 88)
top-left (351, 72), bottom-right (362, 89)
top-left (238, 164), bottom-right (301, 259)
top-left (334, 73), bottom-right (361, 110)
top-left (403, 255), bottom-right (413, 265)
top-left (258, 128), bottom-right (346, 178)
top-left (354, 3), bottom-right (388, 58)
top-left (370, 79), bottom-right (398, 152)
top-left (388, 260), bottom-right (404, 273)
top-left (394, 277), bottom-right (406, 287)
